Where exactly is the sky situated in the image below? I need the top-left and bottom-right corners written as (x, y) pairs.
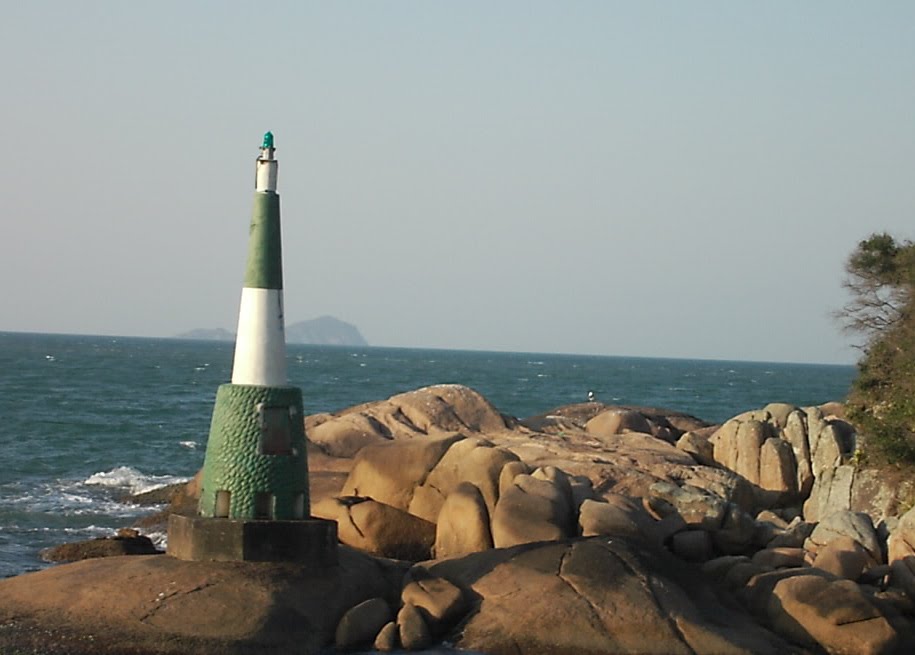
top-left (1, 2), bottom-right (913, 365)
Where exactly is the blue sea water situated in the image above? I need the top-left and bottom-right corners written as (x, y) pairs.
top-left (0, 331), bottom-right (856, 579)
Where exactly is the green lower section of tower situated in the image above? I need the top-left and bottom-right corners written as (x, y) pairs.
top-left (198, 384), bottom-right (309, 520)
top-left (244, 192), bottom-right (283, 289)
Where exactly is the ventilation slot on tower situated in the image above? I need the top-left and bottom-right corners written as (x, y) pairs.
top-left (214, 490), bottom-right (231, 518)
top-left (254, 492), bottom-right (275, 519)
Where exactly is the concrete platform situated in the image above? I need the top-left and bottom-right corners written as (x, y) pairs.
top-left (167, 513), bottom-right (338, 564)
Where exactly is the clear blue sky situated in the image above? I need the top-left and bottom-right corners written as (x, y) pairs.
top-left (2, 1), bottom-right (913, 364)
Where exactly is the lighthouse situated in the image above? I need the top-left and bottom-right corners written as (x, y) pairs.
top-left (168, 133), bottom-right (337, 563)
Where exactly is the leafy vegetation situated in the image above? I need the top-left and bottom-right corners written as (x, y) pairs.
top-left (839, 233), bottom-right (915, 464)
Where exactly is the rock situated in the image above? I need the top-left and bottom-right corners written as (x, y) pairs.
top-left (340, 433), bottom-right (464, 510)
top-left (767, 575), bottom-right (898, 654)
top-left (735, 420), bottom-right (768, 485)
top-left (768, 519), bottom-right (816, 549)
top-left (713, 502), bottom-right (758, 555)
top-left (0, 547), bottom-right (406, 655)
top-left (579, 496), bottom-right (658, 543)
top-left (889, 505), bottom-right (915, 563)
top-left (741, 568), bottom-right (835, 615)
top-left (889, 556), bottom-right (915, 601)
top-left (645, 481), bottom-right (727, 531)
top-left (373, 621), bottom-right (399, 651)
top-left (410, 437), bottom-right (519, 521)
top-left (434, 482), bottom-right (493, 559)
top-left (531, 466), bottom-right (574, 514)
top-left (397, 602), bottom-right (432, 651)
top-left (585, 409), bottom-right (652, 437)
top-left (401, 575), bottom-right (467, 630)
top-left (491, 474), bottom-right (573, 547)
top-left (671, 530), bottom-right (713, 562)
top-left (335, 597), bottom-right (392, 650)
top-left (813, 535), bottom-right (871, 581)
top-left (497, 460), bottom-right (531, 497)
top-left (763, 403), bottom-right (796, 429)
top-left (676, 431), bottom-right (715, 466)
top-left (783, 409), bottom-right (814, 497)
top-left (568, 474), bottom-right (597, 512)
top-left (313, 496), bottom-right (436, 561)
top-left (806, 464), bottom-right (915, 525)
top-left (429, 538), bottom-right (792, 655)
top-left (386, 384), bottom-right (509, 435)
top-left (758, 437), bottom-right (798, 500)
top-left (40, 533), bottom-right (160, 562)
top-left (810, 422), bottom-right (845, 480)
top-left (308, 413), bottom-right (389, 458)
top-left (751, 547), bottom-right (807, 570)
top-left (805, 510), bottom-right (882, 564)
top-left (711, 420), bottom-right (740, 471)
top-left (701, 555), bottom-right (751, 583)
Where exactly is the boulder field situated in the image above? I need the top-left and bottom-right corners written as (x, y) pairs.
top-left (3, 383), bottom-right (915, 654)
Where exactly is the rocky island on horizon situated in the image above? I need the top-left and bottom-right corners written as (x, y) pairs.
top-left (175, 314), bottom-right (368, 347)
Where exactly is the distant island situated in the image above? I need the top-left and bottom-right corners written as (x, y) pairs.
top-left (175, 316), bottom-right (368, 347)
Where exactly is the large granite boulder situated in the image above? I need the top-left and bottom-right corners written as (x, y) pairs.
top-left (340, 433), bottom-right (464, 510)
top-left (767, 574), bottom-right (898, 654)
top-left (409, 437), bottom-right (519, 521)
top-left (0, 549), bottom-right (406, 655)
top-left (40, 529), bottom-right (160, 562)
top-left (312, 496), bottom-right (435, 561)
top-left (434, 482), bottom-right (494, 558)
top-left (427, 538), bottom-right (794, 655)
top-left (491, 473), bottom-right (574, 547)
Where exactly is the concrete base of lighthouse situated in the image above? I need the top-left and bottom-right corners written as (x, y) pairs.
top-left (167, 513), bottom-right (338, 564)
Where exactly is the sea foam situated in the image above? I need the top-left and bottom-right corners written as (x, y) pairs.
top-left (84, 466), bottom-right (188, 496)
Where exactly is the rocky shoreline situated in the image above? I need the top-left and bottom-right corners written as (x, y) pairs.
top-left (3, 384), bottom-right (915, 654)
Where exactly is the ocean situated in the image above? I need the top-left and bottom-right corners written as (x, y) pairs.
top-left (0, 331), bottom-right (856, 579)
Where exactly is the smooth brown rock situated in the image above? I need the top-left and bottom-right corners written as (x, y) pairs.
top-left (735, 420), bottom-right (768, 485)
top-left (783, 409), bottom-right (814, 496)
top-left (397, 602), bottom-right (432, 651)
top-left (646, 481), bottom-right (727, 531)
top-left (308, 413), bottom-right (389, 458)
top-left (313, 496), bottom-right (435, 561)
top-left (491, 474), bottom-right (572, 547)
top-left (434, 482), bottom-right (493, 559)
top-left (813, 535), bottom-right (870, 581)
top-left (373, 621), bottom-right (399, 651)
top-left (429, 538), bottom-right (792, 655)
top-left (579, 497), bottom-right (657, 543)
top-left (0, 548), bottom-right (406, 655)
top-left (411, 437), bottom-right (519, 520)
top-left (401, 576), bottom-right (467, 629)
top-left (585, 409), bottom-right (652, 437)
top-left (676, 431), bottom-right (715, 466)
top-left (335, 597), bottom-right (393, 650)
top-left (40, 534), bottom-right (160, 562)
top-left (497, 460), bottom-right (531, 497)
top-left (340, 433), bottom-right (464, 510)
top-left (805, 510), bottom-right (881, 564)
top-left (758, 437), bottom-right (797, 498)
top-left (768, 575), bottom-right (898, 654)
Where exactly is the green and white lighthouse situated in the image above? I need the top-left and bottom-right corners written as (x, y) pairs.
top-left (169, 133), bottom-right (336, 563)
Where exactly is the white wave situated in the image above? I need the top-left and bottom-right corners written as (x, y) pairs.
top-left (84, 466), bottom-right (188, 495)
top-left (179, 441), bottom-right (199, 450)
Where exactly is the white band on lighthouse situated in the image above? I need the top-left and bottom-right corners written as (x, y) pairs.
top-left (231, 287), bottom-right (288, 386)
top-left (256, 148), bottom-right (278, 193)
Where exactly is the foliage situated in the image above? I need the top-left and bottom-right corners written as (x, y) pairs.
top-left (840, 233), bottom-right (915, 463)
